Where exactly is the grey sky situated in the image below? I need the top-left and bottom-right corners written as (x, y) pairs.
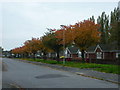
top-left (0, 1), bottom-right (119, 51)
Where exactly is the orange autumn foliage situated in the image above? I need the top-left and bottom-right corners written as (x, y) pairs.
top-left (73, 20), bottom-right (100, 50)
top-left (55, 20), bottom-right (100, 50)
top-left (55, 25), bottom-right (76, 45)
top-left (24, 38), bottom-right (42, 54)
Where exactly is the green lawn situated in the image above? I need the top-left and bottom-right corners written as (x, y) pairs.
top-left (17, 58), bottom-right (120, 74)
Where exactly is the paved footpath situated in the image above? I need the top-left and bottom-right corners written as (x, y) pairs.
top-left (13, 58), bottom-right (120, 84)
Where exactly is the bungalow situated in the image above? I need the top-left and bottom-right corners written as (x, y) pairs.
top-left (60, 45), bottom-right (82, 59)
top-left (86, 43), bottom-right (119, 60)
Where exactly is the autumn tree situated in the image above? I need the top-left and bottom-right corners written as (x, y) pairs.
top-left (20, 45), bottom-right (29, 58)
top-left (39, 37), bottom-right (52, 60)
top-left (12, 47), bottom-right (23, 58)
top-left (73, 20), bottom-right (100, 61)
top-left (55, 20), bottom-right (100, 61)
top-left (11, 47), bottom-right (20, 57)
top-left (42, 29), bottom-right (63, 62)
top-left (11, 38), bottom-right (51, 59)
top-left (24, 38), bottom-right (42, 59)
top-left (55, 25), bottom-right (76, 47)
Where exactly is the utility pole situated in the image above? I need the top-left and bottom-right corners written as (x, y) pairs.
top-left (60, 25), bottom-right (66, 64)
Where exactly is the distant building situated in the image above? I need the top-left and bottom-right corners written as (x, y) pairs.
top-left (2, 50), bottom-right (12, 57)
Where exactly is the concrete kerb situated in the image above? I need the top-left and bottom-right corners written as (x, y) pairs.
top-left (75, 72), bottom-right (120, 85)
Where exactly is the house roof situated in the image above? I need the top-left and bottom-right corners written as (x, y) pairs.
top-left (99, 43), bottom-right (118, 52)
top-left (87, 45), bottom-right (97, 52)
top-left (99, 44), bottom-right (111, 52)
top-left (67, 45), bottom-right (80, 54)
top-left (87, 42), bottom-right (119, 52)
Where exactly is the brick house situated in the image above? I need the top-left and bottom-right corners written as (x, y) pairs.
top-left (44, 45), bottom-right (81, 60)
top-left (86, 44), bottom-right (119, 60)
top-left (64, 45), bottom-right (81, 58)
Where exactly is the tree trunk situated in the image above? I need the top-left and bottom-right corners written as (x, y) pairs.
top-left (43, 52), bottom-right (47, 60)
top-left (56, 49), bottom-right (60, 63)
top-left (81, 49), bottom-right (85, 62)
top-left (25, 53), bottom-right (29, 58)
top-left (33, 53), bottom-right (36, 60)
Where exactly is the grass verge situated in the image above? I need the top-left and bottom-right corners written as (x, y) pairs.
top-left (16, 58), bottom-right (120, 74)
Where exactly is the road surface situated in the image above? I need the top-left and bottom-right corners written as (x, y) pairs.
top-left (2, 58), bottom-right (118, 88)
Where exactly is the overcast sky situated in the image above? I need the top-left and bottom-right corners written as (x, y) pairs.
top-left (0, 1), bottom-right (119, 51)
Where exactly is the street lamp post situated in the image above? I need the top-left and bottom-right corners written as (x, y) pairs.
top-left (60, 25), bottom-right (66, 64)
top-left (63, 29), bottom-right (65, 64)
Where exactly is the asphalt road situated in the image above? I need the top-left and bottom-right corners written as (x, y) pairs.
top-left (2, 58), bottom-right (118, 88)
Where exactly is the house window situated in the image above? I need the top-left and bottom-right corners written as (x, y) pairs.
top-left (65, 50), bottom-right (67, 54)
top-left (116, 53), bottom-right (118, 58)
top-left (96, 52), bottom-right (102, 59)
top-left (103, 53), bottom-right (104, 59)
top-left (65, 50), bottom-right (68, 58)
top-left (49, 53), bottom-right (51, 57)
top-left (78, 51), bottom-right (81, 57)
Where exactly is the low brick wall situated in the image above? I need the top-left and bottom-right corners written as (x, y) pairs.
top-left (85, 59), bottom-right (119, 65)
